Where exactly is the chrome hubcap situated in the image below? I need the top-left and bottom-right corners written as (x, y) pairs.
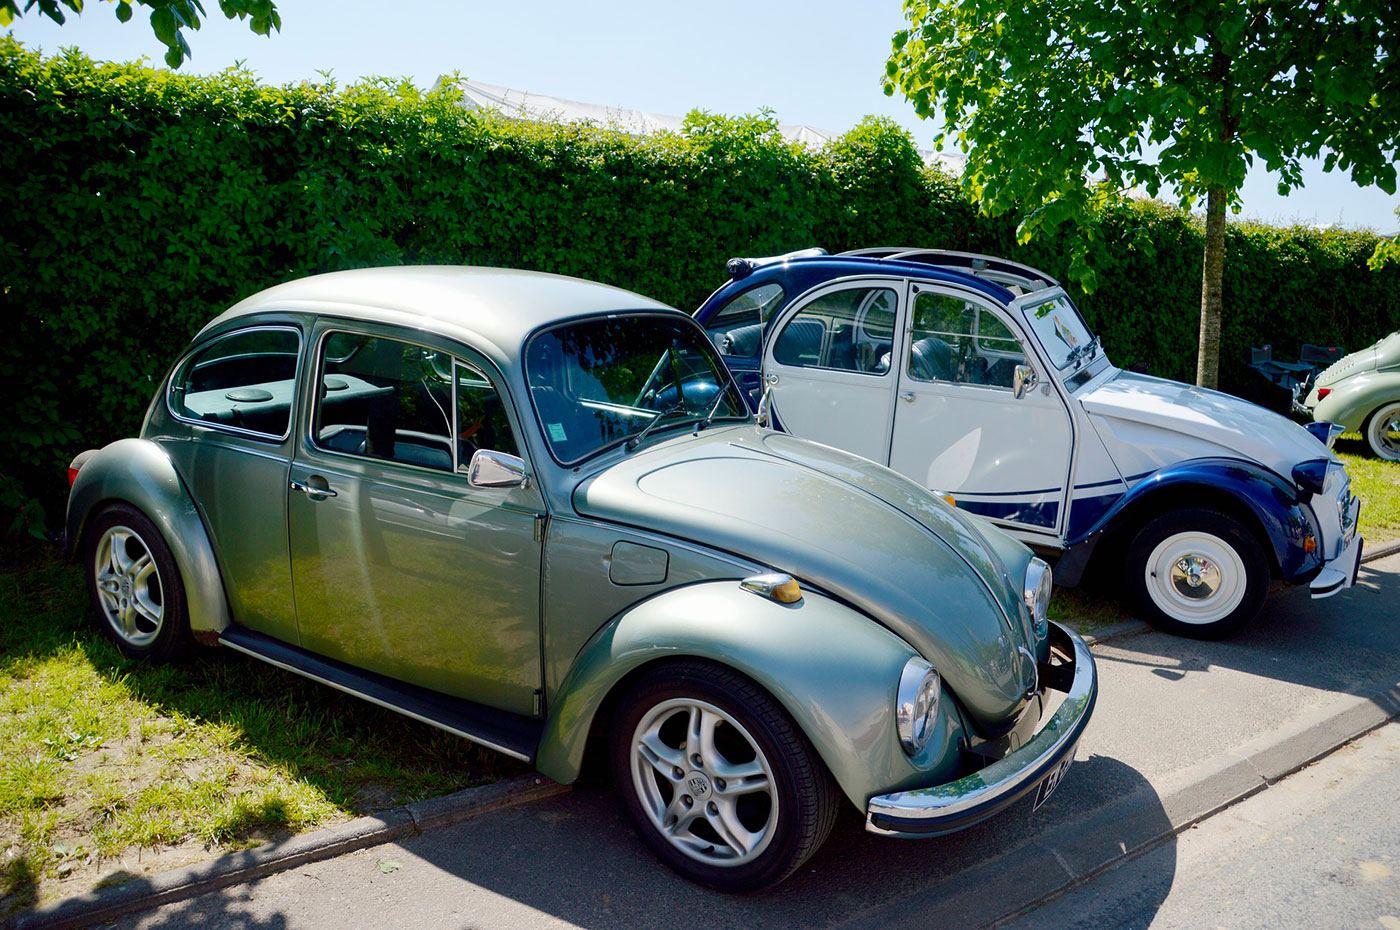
top-left (1145, 531), bottom-right (1246, 625)
top-left (93, 526), bottom-right (164, 647)
top-left (629, 698), bottom-right (778, 867)
top-left (1170, 554), bottom-right (1221, 599)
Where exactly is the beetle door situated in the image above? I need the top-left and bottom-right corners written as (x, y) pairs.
top-left (759, 281), bottom-right (904, 463)
top-left (887, 284), bottom-right (1074, 541)
top-left (287, 324), bottom-right (544, 716)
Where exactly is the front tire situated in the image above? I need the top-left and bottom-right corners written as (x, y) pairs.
top-left (610, 660), bottom-right (838, 892)
top-left (1364, 401), bottom-right (1400, 461)
top-left (83, 503), bottom-right (191, 662)
top-left (1126, 507), bottom-right (1269, 639)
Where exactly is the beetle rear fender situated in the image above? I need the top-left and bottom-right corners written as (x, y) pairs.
top-left (1068, 457), bottom-right (1322, 585)
top-left (535, 581), bottom-right (966, 811)
top-left (67, 438), bottom-right (230, 639)
top-left (1314, 371), bottom-right (1400, 433)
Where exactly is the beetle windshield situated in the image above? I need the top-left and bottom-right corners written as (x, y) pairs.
top-left (1023, 293), bottom-right (1098, 371)
top-left (525, 315), bottom-right (750, 464)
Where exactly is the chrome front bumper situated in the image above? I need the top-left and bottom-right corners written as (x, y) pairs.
top-left (865, 622), bottom-right (1097, 837)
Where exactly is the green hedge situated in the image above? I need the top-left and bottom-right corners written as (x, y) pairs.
top-left (2, 39), bottom-right (1397, 530)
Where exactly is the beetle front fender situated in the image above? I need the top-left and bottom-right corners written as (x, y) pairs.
top-left (1313, 370), bottom-right (1400, 433)
top-left (535, 582), bottom-right (965, 810)
top-left (66, 438), bottom-right (230, 637)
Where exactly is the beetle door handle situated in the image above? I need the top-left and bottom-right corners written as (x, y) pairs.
top-left (290, 479), bottom-right (337, 500)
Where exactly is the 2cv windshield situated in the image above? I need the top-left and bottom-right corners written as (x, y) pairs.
top-left (1023, 293), bottom-right (1098, 371)
top-left (524, 315), bottom-right (749, 465)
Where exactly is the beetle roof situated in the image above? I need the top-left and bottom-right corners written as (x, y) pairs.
top-left (206, 265), bottom-right (679, 359)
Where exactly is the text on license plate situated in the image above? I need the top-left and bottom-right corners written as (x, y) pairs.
top-left (1031, 749), bottom-right (1077, 813)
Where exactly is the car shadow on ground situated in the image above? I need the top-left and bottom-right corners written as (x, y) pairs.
top-left (109, 756), bottom-right (1173, 930)
top-left (1094, 555), bottom-right (1400, 706)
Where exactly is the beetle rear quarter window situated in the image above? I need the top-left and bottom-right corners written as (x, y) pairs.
top-left (170, 327), bottom-right (300, 438)
top-left (314, 332), bottom-right (517, 473)
top-left (773, 287), bottom-right (896, 375)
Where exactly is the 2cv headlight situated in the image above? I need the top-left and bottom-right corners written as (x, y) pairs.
top-left (896, 657), bottom-right (941, 755)
top-left (1023, 558), bottom-right (1052, 634)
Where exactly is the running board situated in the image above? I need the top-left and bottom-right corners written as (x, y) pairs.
top-left (217, 625), bottom-right (542, 763)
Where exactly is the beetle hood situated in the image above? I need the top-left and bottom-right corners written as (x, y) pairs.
top-left (1082, 370), bottom-right (1332, 479)
top-left (572, 426), bottom-right (1042, 730)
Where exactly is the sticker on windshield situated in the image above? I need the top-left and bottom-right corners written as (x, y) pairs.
top-left (1053, 314), bottom-right (1079, 349)
top-left (548, 423), bottom-right (567, 441)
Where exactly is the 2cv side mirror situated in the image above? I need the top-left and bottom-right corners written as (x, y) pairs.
top-left (467, 449), bottom-right (529, 489)
top-left (1013, 364), bottom-right (1039, 400)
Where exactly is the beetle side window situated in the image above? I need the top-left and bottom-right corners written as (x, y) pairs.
top-left (907, 292), bottom-right (1025, 389)
top-left (773, 287), bottom-right (896, 375)
top-left (705, 283), bottom-right (785, 358)
top-left (314, 332), bottom-right (517, 473)
top-left (169, 327), bottom-right (301, 438)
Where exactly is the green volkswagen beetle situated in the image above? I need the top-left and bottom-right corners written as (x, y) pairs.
top-left (66, 266), bottom-right (1096, 891)
top-left (1302, 330), bottom-right (1400, 461)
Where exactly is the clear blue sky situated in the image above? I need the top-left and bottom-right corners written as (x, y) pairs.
top-left (7, 0), bottom-right (1398, 233)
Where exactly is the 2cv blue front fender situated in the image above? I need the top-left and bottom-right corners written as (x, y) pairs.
top-left (535, 581), bottom-right (967, 810)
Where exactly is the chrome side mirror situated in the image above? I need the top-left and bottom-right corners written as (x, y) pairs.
top-left (467, 449), bottom-right (528, 488)
top-left (1013, 364), bottom-right (1039, 400)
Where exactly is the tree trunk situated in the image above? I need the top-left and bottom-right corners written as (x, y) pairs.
top-left (1196, 186), bottom-right (1226, 390)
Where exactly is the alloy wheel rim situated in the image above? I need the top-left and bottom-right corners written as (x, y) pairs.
top-left (1145, 531), bottom-right (1247, 624)
top-left (629, 698), bottom-right (779, 867)
top-left (93, 525), bottom-right (164, 647)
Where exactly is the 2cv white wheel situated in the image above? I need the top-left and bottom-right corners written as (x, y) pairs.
top-left (1126, 507), bottom-right (1269, 640)
top-left (83, 503), bottom-right (192, 662)
top-left (1365, 402), bottom-right (1400, 461)
top-left (610, 660), bottom-right (839, 892)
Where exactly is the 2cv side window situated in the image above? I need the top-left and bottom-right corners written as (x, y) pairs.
top-left (313, 331), bottom-right (518, 474)
top-left (906, 291), bottom-right (1026, 389)
top-left (705, 282), bottom-right (785, 358)
top-left (168, 327), bottom-right (302, 439)
top-left (773, 286), bottom-right (897, 375)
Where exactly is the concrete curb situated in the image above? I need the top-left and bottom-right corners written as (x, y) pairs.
top-left (1362, 537), bottom-right (1400, 563)
top-left (838, 679), bottom-right (1400, 930)
top-left (13, 774), bottom-right (569, 930)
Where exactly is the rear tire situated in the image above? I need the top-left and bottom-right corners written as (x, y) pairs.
top-left (1125, 507), bottom-right (1269, 639)
top-left (1364, 402), bottom-right (1400, 461)
top-left (610, 660), bottom-right (838, 892)
top-left (83, 503), bottom-right (192, 662)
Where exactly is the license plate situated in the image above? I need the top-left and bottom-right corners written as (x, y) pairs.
top-left (1031, 746), bottom-right (1077, 813)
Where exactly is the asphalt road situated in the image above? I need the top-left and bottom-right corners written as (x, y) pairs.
top-left (107, 553), bottom-right (1400, 930)
top-left (1001, 720), bottom-right (1400, 930)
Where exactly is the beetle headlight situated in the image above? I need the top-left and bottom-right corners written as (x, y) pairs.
top-left (1023, 557), bottom-right (1052, 634)
top-left (896, 658), bottom-right (941, 755)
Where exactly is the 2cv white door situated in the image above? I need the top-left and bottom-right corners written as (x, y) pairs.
top-left (760, 280), bottom-right (905, 463)
top-left (886, 283), bottom-right (1074, 542)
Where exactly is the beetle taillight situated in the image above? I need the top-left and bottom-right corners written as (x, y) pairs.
top-left (68, 466), bottom-right (80, 488)
top-left (1317, 388), bottom-right (1331, 400)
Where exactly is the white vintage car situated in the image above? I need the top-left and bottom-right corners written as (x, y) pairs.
top-left (695, 247), bottom-right (1364, 638)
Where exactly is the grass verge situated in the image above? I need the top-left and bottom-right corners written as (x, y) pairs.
top-left (1334, 438), bottom-right (1400, 545)
top-left (0, 540), bottom-right (524, 919)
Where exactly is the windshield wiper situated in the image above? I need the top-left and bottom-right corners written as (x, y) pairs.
top-left (626, 401), bottom-right (690, 452)
top-left (694, 382), bottom-right (739, 434)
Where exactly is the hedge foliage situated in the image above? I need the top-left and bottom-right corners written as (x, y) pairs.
top-left (2, 38), bottom-right (1397, 530)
